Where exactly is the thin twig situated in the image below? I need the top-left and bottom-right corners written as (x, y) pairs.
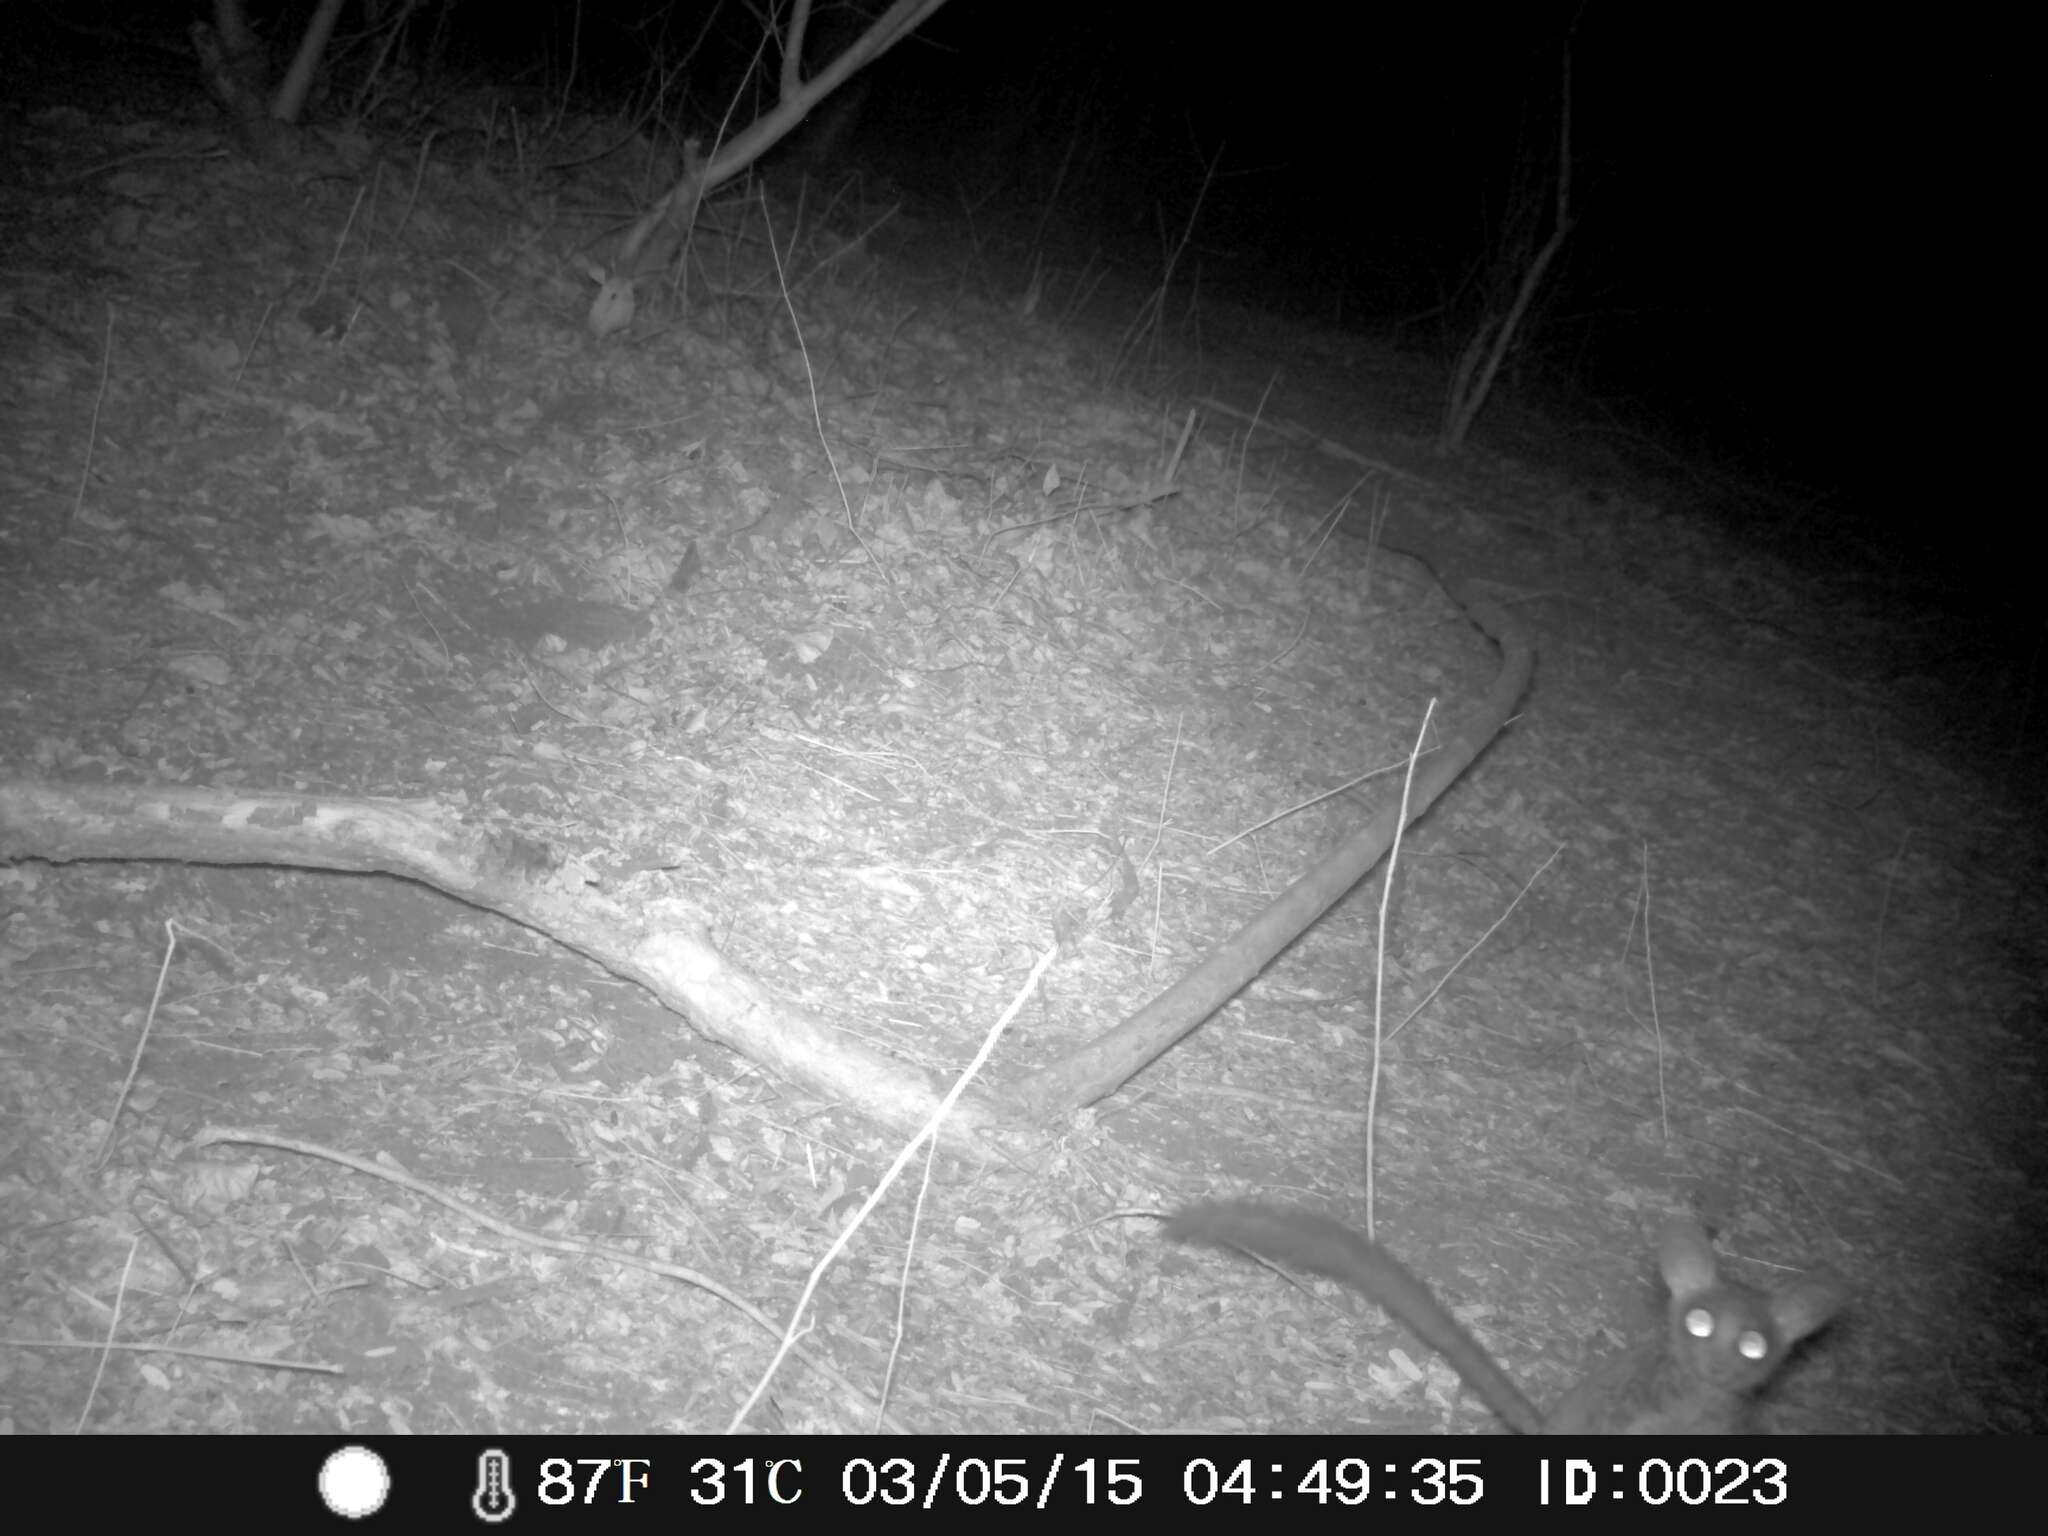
top-left (191, 1124), bottom-right (902, 1430)
top-left (1640, 841), bottom-right (1668, 1144)
top-left (77, 1238), bottom-right (140, 1432)
top-left (728, 945), bottom-right (1058, 1433)
top-left (1365, 700), bottom-right (1436, 1239)
top-left (1387, 844), bottom-right (1562, 1040)
top-left (95, 919), bottom-right (179, 1168)
top-left (71, 304), bottom-right (113, 524)
top-left (758, 185), bottom-right (894, 594)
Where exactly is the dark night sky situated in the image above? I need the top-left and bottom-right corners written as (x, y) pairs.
top-left (863, 1), bottom-right (2016, 506)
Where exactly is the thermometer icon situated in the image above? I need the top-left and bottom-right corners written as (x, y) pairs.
top-left (472, 1448), bottom-right (516, 1524)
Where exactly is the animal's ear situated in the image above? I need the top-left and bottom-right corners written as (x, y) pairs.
top-left (1769, 1275), bottom-right (1846, 1348)
top-left (1654, 1218), bottom-right (1721, 1295)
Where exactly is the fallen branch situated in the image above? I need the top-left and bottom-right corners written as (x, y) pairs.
top-left (0, 779), bottom-right (1010, 1156)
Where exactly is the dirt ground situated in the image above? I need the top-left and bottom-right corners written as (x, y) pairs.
top-left (3, 75), bottom-right (2043, 1437)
